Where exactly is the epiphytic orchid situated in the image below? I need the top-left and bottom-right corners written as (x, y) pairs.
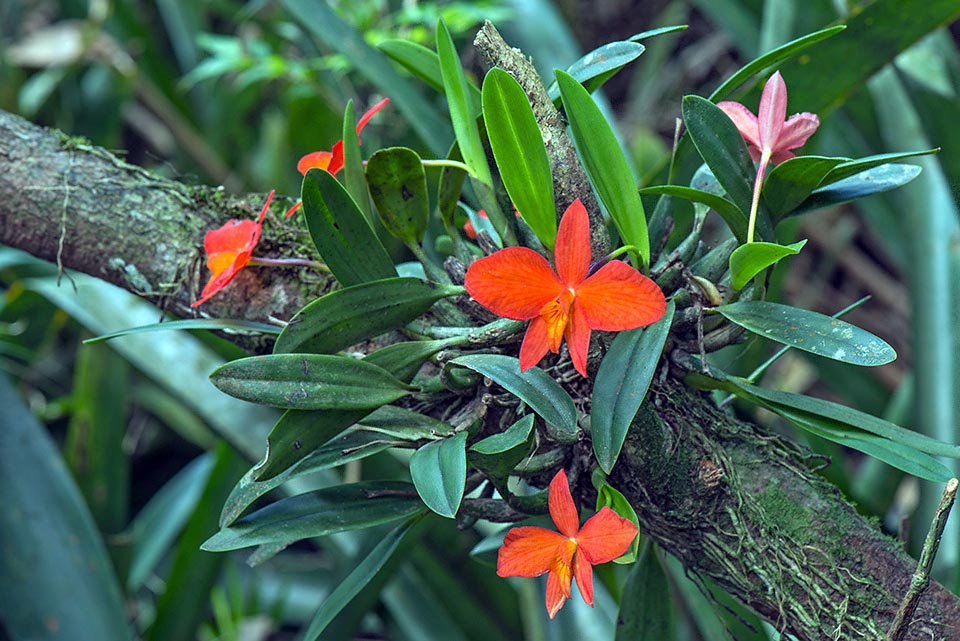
top-left (717, 71), bottom-right (819, 243)
top-left (497, 469), bottom-right (638, 618)
top-left (464, 199), bottom-right (666, 376)
top-left (192, 191), bottom-right (274, 308)
top-left (286, 98), bottom-right (390, 217)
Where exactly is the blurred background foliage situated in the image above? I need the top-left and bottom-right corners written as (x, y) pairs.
top-left (1, 0), bottom-right (959, 639)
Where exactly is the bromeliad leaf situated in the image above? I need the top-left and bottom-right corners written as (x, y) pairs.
top-left (451, 354), bottom-right (579, 442)
top-left (274, 278), bottom-right (462, 355)
top-left (762, 156), bottom-right (846, 220)
top-left (482, 68), bottom-right (557, 248)
top-left (470, 414), bottom-right (536, 455)
top-left (715, 301), bottom-right (896, 366)
top-left (366, 147), bottom-right (430, 245)
top-left (591, 301), bottom-right (675, 474)
top-left (728, 240), bottom-right (806, 291)
top-left (409, 431), bottom-right (468, 518)
top-left (210, 354), bottom-right (413, 410)
top-left (301, 168), bottom-right (396, 287)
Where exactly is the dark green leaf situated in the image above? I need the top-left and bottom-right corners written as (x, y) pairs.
top-left (728, 240), bottom-right (806, 291)
top-left (274, 278), bottom-right (461, 355)
top-left (437, 142), bottom-right (467, 231)
top-left (616, 545), bottom-right (675, 640)
top-left (482, 68), bottom-right (557, 248)
top-left (556, 69), bottom-right (650, 265)
top-left (591, 301), bottom-right (675, 473)
top-left (451, 354), bottom-right (579, 441)
top-left (638, 184), bottom-right (747, 242)
top-left (546, 41), bottom-right (646, 101)
top-left (366, 147), bottom-right (430, 244)
top-left (409, 432), bottom-right (468, 518)
top-left (763, 156), bottom-right (846, 220)
top-left (470, 414), bottom-right (536, 454)
top-left (716, 301), bottom-right (896, 366)
top-left (301, 168), bottom-right (396, 286)
top-left (358, 406), bottom-right (456, 440)
top-left (819, 150), bottom-right (937, 186)
top-left (210, 354), bottom-right (412, 410)
top-left (341, 101), bottom-right (373, 222)
top-left (83, 318), bottom-right (280, 344)
top-left (377, 39), bottom-right (481, 116)
top-left (203, 481), bottom-right (424, 551)
top-left (791, 164), bottom-right (924, 217)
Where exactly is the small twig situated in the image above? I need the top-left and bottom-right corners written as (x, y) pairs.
top-left (885, 477), bottom-right (958, 641)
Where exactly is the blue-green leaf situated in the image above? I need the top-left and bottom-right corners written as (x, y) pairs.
top-left (470, 414), bottom-right (536, 455)
top-left (409, 432), bottom-right (468, 518)
top-left (546, 41), bottom-right (646, 101)
top-left (791, 164), bottom-right (924, 217)
top-left (591, 301), bottom-right (675, 473)
top-left (763, 156), bottom-right (846, 220)
top-left (83, 318), bottom-right (280, 344)
top-left (728, 240), bottom-right (806, 291)
top-left (715, 301), bottom-right (896, 366)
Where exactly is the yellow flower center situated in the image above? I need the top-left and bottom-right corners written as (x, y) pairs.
top-left (539, 289), bottom-right (575, 353)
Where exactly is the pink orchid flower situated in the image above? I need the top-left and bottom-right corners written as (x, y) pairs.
top-left (717, 71), bottom-right (819, 242)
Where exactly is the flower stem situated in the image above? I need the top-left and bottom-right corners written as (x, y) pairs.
top-left (420, 159), bottom-right (477, 177)
top-left (746, 151), bottom-right (771, 244)
top-left (248, 257), bottom-right (329, 272)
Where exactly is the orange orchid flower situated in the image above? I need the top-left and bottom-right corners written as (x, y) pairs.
top-left (464, 199), bottom-right (667, 376)
top-left (497, 469), bottom-right (638, 618)
top-left (286, 98), bottom-right (390, 217)
top-left (192, 191), bottom-right (274, 308)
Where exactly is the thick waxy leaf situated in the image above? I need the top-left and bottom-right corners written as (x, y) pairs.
top-left (470, 414), bottom-right (536, 455)
top-left (451, 354), bottom-right (578, 441)
top-left (84, 318), bottom-right (280, 344)
top-left (639, 184), bottom-right (747, 242)
top-left (729, 240), bottom-right (806, 291)
top-left (594, 479), bottom-right (641, 563)
top-left (301, 168), bottom-right (396, 287)
top-left (482, 68), bottom-right (557, 248)
top-left (275, 278), bottom-right (461, 355)
top-left (591, 301), bottom-right (675, 473)
top-left (791, 164), bottom-right (923, 217)
top-left (556, 69), bottom-right (650, 265)
top-left (546, 41), bottom-right (646, 101)
top-left (210, 354), bottom-right (412, 410)
top-left (629, 25), bottom-right (688, 41)
top-left (716, 301), bottom-right (896, 366)
top-left (377, 39), bottom-right (481, 116)
top-left (203, 481), bottom-right (423, 551)
top-left (341, 101), bottom-right (372, 222)
top-left (616, 545), bottom-right (675, 640)
top-left (819, 150), bottom-right (937, 186)
top-left (366, 147), bottom-right (430, 244)
top-left (763, 156), bottom-right (846, 220)
top-left (409, 432), bottom-right (468, 518)
top-left (358, 406), bottom-right (455, 440)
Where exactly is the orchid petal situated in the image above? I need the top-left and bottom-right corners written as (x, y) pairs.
top-left (465, 248), bottom-right (563, 320)
top-left (297, 150), bottom-right (334, 175)
top-left (565, 300), bottom-right (591, 377)
top-left (554, 199), bottom-right (591, 287)
top-left (576, 261), bottom-right (667, 331)
top-left (327, 140), bottom-right (346, 175)
top-left (519, 316), bottom-right (551, 372)
top-left (576, 506), bottom-right (638, 565)
top-left (757, 71), bottom-right (787, 156)
top-left (356, 97), bottom-right (390, 136)
top-left (777, 112), bottom-right (820, 153)
top-left (545, 571), bottom-right (569, 619)
top-left (203, 219), bottom-right (258, 255)
top-left (572, 547), bottom-right (594, 607)
top-left (549, 469), bottom-right (581, 537)
top-left (716, 101), bottom-right (761, 151)
top-left (497, 526), bottom-right (568, 578)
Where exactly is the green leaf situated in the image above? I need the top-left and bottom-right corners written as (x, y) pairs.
top-left (366, 147), bottom-right (430, 245)
top-left (728, 240), bottom-right (806, 291)
top-left (638, 184), bottom-right (747, 242)
top-left (377, 39), bottom-right (482, 116)
top-left (437, 19), bottom-right (491, 186)
top-left (203, 481), bottom-right (423, 551)
top-left (437, 142), bottom-right (468, 232)
top-left (556, 69), bottom-right (650, 265)
top-left (470, 414), bottom-right (536, 454)
top-left (301, 168), bottom-right (397, 287)
top-left (482, 68), bottom-right (557, 249)
top-left (341, 101), bottom-right (373, 222)
top-left (629, 25), bottom-right (689, 41)
top-left (616, 545), bottom-right (675, 640)
top-left (210, 354), bottom-right (412, 410)
top-left (763, 156), bottom-right (846, 220)
top-left (451, 354), bottom-right (579, 441)
top-left (409, 432), bottom-right (468, 518)
top-left (358, 406), bottom-right (456, 441)
top-left (0, 376), bottom-right (132, 641)
top-left (300, 515), bottom-right (424, 641)
top-left (274, 278), bottom-right (460, 355)
top-left (819, 150), bottom-right (938, 186)
top-left (545, 41), bottom-right (646, 101)
top-left (83, 318), bottom-right (281, 344)
top-left (791, 164), bottom-right (924, 217)
top-left (591, 301), bottom-right (675, 473)
top-left (594, 478), bottom-right (641, 563)
top-left (715, 301), bottom-right (896, 366)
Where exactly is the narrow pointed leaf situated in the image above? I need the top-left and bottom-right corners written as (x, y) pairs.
top-left (437, 142), bottom-right (467, 230)
top-left (366, 147), bottom-right (430, 244)
top-left (592, 301), bottom-right (675, 473)
top-left (791, 164), bottom-right (924, 217)
top-left (84, 318), bottom-right (280, 344)
top-left (301, 168), bottom-right (396, 286)
top-left (451, 354), bottom-right (578, 441)
top-left (546, 41), bottom-right (646, 101)
top-left (729, 240), bottom-right (806, 291)
top-left (377, 39), bottom-right (482, 116)
top-left (639, 184), bottom-right (747, 242)
top-left (616, 546), bottom-right (675, 640)
top-left (409, 431), bottom-right (468, 518)
top-left (556, 69), bottom-right (650, 264)
top-left (203, 481), bottom-right (423, 551)
top-left (210, 354), bottom-right (412, 410)
top-left (482, 68), bottom-right (557, 248)
top-left (471, 414), bottom-right (536, 454)
top-left (819, 150), bottom-right (937, 186)
top-left (628, 25), bottom-right (688, 41)
top-left (341, 101), bottom-right (373, 222)
top-left (716, 301), bottom-right (895, 366)
top-left (763, 156), bottom-right (846, 220)
top-left (358, 406), bottom-right (456, 441)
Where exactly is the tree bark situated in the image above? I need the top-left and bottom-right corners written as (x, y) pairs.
top-left (1, 109), bottom-right (959, 640)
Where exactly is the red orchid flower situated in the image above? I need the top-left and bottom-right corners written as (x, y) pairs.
top-left (192, 191), bottom-right (274, 308)
top-left (464, 199), bottom-right (666, 376)
top-left (286, 98), bottom-right (390, 217)
top-left (497, 469), bottom-right (638, 619)
top-left (717, 71), bottom-right (819, 243)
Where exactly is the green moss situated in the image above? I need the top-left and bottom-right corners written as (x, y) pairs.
top-left (756, 483), bottom-right (815, 544)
